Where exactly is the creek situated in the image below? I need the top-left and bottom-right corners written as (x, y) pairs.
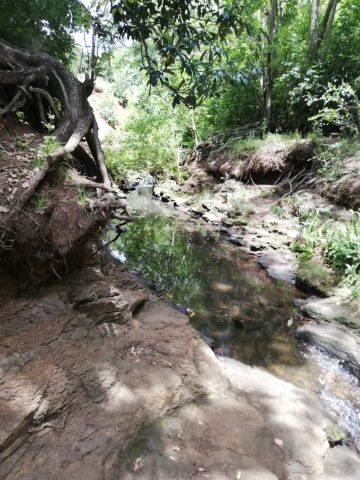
top-left (108, 185), bottom-right (360, 453)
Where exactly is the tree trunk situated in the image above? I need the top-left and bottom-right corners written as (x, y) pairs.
top-left (264, 0), bottom-right (277, 127)
top-left (320, 0), bottom-right (339, 61)
top-left (309, 0), bottom-right (320, 61)
top-left (311, 0), bottom-right (339, 60)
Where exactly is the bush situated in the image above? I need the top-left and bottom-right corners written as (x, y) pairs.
top-left (104, 89), bottom-right (197, 181)
top-left (98, 82), bottom-right (120, 128)
top-left (294, 209), bottom-right (360, 297)
top-left (324, 213), bottom-right (360, 275)
top-left (309, 82), bottom-right (360, 136)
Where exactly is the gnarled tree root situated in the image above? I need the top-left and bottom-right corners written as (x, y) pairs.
top-left (0, 38), bottom-right (129, 281)
top-left (0, 38), bottom-right (126, 229)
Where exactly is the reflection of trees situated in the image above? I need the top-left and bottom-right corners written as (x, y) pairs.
top-left (113, 213), bottom-right (300, 366)
top-left (114, 214), bottom-right (204, 305)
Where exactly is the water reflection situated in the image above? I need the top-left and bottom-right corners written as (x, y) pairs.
top-left (110, 205), bottom-right (301, 368)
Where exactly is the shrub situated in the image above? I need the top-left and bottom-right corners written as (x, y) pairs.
top-left (309, 82), bottom-right (360, 136)
top-left (294, 208), bottom-right (360, 297)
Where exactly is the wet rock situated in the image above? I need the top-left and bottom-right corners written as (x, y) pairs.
top-left (301, 297), bottom-right (359, 329)
top-left (257, 251), bottom-right (296, 284)
top-left (189, 206), bottom-right (204, 217)
top-left (293, 298), bottom-right (308, 309)
top-left (229, 236), bottom-right (248, 247)
top-left (202, 211), bottom-right (222, 224)
top-left (222, 218), bottom-right (235, 227)
top-left (219, 226), bottom-right (229, 234)
top-left (250, 243), bottom-right (265, 252)
top-left (296, 322), bottom-right (360, 377)
top-left (158, 192), bottom-right (170, 202)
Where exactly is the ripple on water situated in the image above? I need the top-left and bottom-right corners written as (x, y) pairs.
top-left (306, 345), bottom-right (360, 452)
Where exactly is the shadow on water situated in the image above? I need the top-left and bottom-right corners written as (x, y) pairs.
top-left (107, 186), bottom-right (360, 453)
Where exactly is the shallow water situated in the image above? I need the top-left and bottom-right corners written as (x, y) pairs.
top-left (109, 186), bottom-right (360, 451)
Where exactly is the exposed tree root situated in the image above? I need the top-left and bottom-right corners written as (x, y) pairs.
top-left (0, 38), bottom-right (130, 281)
top-left (0, 37), bottom-right (127, 229)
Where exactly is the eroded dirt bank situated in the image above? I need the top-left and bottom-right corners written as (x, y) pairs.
top-left (1, 255), bottom-right (360, 479)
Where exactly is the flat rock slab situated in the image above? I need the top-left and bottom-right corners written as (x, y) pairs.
top-left (301, 296), bottom-right (359, 328)
top-left (296, 321), bottom-right (360, 377)
top-left (257, 251), bottom-right (296, 284)
top-left (317, 446), bottom-right (360, 480)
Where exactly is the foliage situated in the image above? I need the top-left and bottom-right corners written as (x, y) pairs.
top-left (293, 209), bottom-right (323, 261)
top-left (324, 213), bottom-right (360, 275)
top-left (110, 0), bottom-right (248, 107)
top-left (0, 0), bottom-right (91, 63)
top-left (104, 87), bottom-right (203, 180)
top-left (294, 208), bottom-right (360, 298)
top-left (100, 46), bottom-right (144, 102)
top-left (316, 138), bottom-right (360, 180)
top-left (309, 83), bottom-right (360, 135)
top-left (98, 82), bottom-right (121, 128)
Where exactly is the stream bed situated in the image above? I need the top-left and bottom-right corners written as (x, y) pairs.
top-left (109, 186), bottom-right (360, 452)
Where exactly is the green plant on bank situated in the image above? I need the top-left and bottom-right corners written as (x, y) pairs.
top-left (31, 135), bottom-right (61, 168)
top-left (294, 208), bottom-right (360, 298)
top-left (168, 164), bottom-right (190, 184)
top-left (323, 213), bottom-right (360, 297)
top-left (15, 111), bottom-right (25, 122)
top-left (309, 82), bottom-right (360, 136)
top-left (42, 113), bottom-right (56, 135)
top-left (271, 204), bottom-right (287, 218)
top-left (316, 138), bottom-right (360, 180)
top-left (293, 209), bottom-right (323, 261)
top-left (228, 132), bottom-right (302, 157)
top-left (15, 135), bottom-right (29, 150)
top-left (32, 192), bottom-right (46, 213)
top-left (76, 185), bottom-right (88, 207)
top-left (15, 110), bottom-right (29, 127)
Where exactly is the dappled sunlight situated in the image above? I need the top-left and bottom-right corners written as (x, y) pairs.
top-left (105, 383), bottom-right (138, 414)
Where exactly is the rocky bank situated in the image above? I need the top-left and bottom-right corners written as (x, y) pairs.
top-left (1, 254), bottom-right (360, 479)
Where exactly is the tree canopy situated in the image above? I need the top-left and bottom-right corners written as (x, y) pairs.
top-left (110, 0), bottom-right (246, 107)
top-left (0, 0), bottom-right (91, 63)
